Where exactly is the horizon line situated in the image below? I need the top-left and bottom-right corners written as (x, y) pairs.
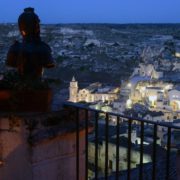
top-left (1, 22), bottom-right (180, 25)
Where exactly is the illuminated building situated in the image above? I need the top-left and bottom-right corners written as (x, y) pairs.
top-left (69, 77), bottom-right (119, 103)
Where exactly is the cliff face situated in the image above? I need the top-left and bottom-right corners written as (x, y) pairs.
top-left (0, 111), bottom-right (86, 180)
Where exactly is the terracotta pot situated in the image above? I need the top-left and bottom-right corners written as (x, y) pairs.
top-left (0, 89), bottom-right (52, 112)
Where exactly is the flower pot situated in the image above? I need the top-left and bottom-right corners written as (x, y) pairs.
top-left (0, 89), bottom-right (52, 112)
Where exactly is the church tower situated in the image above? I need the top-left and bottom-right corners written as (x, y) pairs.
top-left (69, 76), bottom-right (78, 102)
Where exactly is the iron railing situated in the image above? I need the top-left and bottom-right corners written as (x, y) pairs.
top-left (64, 102), bottom-right (180, 180)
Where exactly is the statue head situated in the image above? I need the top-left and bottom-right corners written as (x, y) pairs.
top-left (18, 7), bottom-right (40, 37)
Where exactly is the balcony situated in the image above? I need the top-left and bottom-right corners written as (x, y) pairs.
top-left (0, 102), bottom-right (179, 180)
top-left (64, 101), bottom-right (180, 180)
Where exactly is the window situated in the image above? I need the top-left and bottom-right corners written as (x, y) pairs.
top-left (109, 160), bottom-right (113, 169)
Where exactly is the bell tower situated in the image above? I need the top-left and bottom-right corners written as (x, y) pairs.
top-left (69, 76), bottom-right (78, 102)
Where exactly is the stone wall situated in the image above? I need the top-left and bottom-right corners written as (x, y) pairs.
top-left (0, 116), bottom-right (32, 180)
top-left (0, 112), bottom-right (86, 180)
top-left (32, 131), bottom-right (85, 180)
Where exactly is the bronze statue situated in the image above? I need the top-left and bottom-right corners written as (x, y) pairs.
top-left (6, 7), bottom-right (55, 79)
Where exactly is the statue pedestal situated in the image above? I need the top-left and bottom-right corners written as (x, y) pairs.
top-left (0, 89), bottom-right (52, 112)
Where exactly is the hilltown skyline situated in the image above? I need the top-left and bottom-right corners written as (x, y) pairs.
top-left (0, 6), bottom-right (179, 179)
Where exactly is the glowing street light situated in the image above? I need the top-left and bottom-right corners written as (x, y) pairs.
top-left (126, 99), bottom-right (132, 108)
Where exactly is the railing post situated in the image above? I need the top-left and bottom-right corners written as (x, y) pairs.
top-left (127, 119), bottom-right (132, 180)
top-left (152, 124), bottom-right (157, 180)
top-left (116, 116), bottom-right (120, 180)
top-left (85, 109), bottom-right (89, 180)
top-left (76, 108), bottom-right (79, 180)
top-left (105, 113), bottom-right (109, 180)
top-left (166, 127), bottom-right (171, 180)
top-left (177, 150), bottom-right (180, 180)
top-left (139, 121), bottom-right (144, 180)
top-left (95, 112), bottom-right (99, 180)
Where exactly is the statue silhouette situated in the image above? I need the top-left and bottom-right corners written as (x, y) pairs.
top-left (6, 7), bottom-right (55, 79)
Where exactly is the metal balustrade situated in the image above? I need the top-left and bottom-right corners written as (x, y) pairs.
top-left (64, 102), bottom-right (180, 180)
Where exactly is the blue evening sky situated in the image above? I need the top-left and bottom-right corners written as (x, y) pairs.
top-left (0, 0), bottom-right (180, 24)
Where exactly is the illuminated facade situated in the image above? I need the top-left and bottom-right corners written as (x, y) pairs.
top-left (69, 77), bottom-right (119, 103)
top-left (128, 80), bottom-right (174, 110)
top-left (168, 90), bottom-right (180, 111)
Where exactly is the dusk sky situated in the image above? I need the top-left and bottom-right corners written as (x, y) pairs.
top-left (0, 0), bottom-right (180, 24)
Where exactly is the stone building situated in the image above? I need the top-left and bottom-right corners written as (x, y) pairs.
top-left (69, 77), bottom-right (119, 103)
